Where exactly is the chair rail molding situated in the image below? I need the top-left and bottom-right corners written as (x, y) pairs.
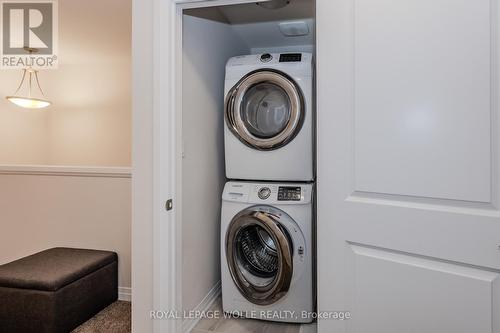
top-left (0, 165), bottom-right (132, 178)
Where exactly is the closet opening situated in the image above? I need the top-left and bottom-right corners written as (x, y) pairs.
top-left (180, 0), bottom-right (316, 331)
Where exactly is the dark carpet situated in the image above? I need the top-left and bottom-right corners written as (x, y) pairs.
top-left (72, 301), bottom-right (131, 333)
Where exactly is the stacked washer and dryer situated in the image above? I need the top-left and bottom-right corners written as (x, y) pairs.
top-left (221, 52), bottom-right (315, 323)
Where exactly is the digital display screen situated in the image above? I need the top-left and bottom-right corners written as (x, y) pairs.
top-left (278, 186), bottom-right (302, 201)
top-left (279, 53), bottom-right (302, 62)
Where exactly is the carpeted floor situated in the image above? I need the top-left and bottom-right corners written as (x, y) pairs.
top-left (72, 301), bottom-right (131, 333)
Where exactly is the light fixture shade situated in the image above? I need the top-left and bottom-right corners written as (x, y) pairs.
top-left (6, 96), bottom-right (51, 109)
top-left (5, 49), bottom-right (52, 110)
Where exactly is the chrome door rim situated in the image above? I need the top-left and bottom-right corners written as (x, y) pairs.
top-left (226, 209), bottom-right (293, 305)
top-left (225, 69), bottom-right (305, 151)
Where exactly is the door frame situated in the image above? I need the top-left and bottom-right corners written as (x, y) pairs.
top-left (134, 1), bottom-right (283, 332)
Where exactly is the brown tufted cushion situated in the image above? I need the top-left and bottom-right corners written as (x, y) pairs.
top-left (0, 247), bottom-right (118, 291)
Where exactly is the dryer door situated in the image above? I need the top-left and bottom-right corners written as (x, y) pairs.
top-left (226, 208), bottom-right (294, 305)
top-left (225, 69), bottom-right (305, 151)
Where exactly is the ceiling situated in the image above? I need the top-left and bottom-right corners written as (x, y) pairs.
top-left (219, 0), bottom-right (315, 24)
top-left (184, 0), bottom-right (315, 50)
top-left (184, 0), bottom-right (314, 24)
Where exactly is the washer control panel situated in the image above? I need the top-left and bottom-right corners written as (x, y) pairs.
top-left (277, 186), bottom-right (302, 201)
top-left (223, 182), bottom-right (312, 205)
top-left (279, 53), bottom-right (302, 62)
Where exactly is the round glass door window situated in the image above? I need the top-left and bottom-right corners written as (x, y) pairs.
top-left (236, 224), bottom-right (279, 285)
top-left (226, 209), bottom-right (294, 305)
top-left (241, 83), bottom-right (292, 139)
top-left (225, 70), bottom-right (304, 150)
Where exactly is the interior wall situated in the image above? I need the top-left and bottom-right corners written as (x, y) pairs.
top-left (251, 44), bottom-right (315, 54)
top-left (231, 18), bottom-right (315, 53)
top-left (0, 173), bottom-right (131, 289)
top-left (0, 0), bottom-right (132, 300)
top-left (0, 0), bottom-right (131, 166)
top-left (182, 14), bottom-right (249, 312)
top-left (0, 109), bottom-right (49, 164)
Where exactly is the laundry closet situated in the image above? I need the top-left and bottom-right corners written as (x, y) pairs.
top-left (181, 0), bottom-right (316, 329)
top-left (133, 0), bottom-right (500, 332)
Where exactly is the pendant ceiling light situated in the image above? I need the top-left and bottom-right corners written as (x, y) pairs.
top-left (5, 48), bottom-right (51, 109)
top-left (257, 0), bottom-right (290, 9)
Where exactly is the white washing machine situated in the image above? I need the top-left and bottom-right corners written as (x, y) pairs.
top-left (221, 181), bottom-right (314, 323)
top-left (224, 52), bottom-right (314, 181)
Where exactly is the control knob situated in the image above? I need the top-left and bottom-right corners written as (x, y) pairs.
top-left (258, 187), bottom-right (271, 200)
top-left (260, 53), bottom-right (273, 62)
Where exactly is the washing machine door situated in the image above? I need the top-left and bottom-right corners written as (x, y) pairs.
top-left (225, 69), bottom-right (305, 151)
top-left (226, 208), bottom-right (294, 305)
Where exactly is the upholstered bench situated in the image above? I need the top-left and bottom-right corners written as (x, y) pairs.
top-left (0, 247), bottom-right (118, 333)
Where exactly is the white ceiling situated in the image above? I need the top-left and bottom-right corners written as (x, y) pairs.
top-left (219, 0), bottom-right (315, 24)
top-left (184, 0), bottom-right (315, 50)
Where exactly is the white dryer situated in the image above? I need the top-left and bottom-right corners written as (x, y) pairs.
top-left (221, 181), bottom-right (314, 323)
top-left (224, 53), bottom-right (314, 181)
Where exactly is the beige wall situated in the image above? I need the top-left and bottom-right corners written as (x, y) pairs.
top-left (0, 0), bottom-right (132, 290)
top-left (0, 0), bottom-right (131, 166)
top-left (0, 172), bottom-right (131, 288)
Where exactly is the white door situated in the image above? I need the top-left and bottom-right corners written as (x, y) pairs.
top-left (317, 0), bottom-right (500, 332)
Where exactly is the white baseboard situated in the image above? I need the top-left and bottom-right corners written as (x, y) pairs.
top-left (119, 287), bottom-right (132, 302)
top-left (182, 281), bottom-right (221, 333)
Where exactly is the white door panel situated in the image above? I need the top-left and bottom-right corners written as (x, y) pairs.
top-left (317, 0), bottom-right (500, 332)
top-left (342, 200), bottom-right (500, 270)
top-left (353, 0), bottom-right (491, 202)
top-left (348, 244), bottom-right (498, 333)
